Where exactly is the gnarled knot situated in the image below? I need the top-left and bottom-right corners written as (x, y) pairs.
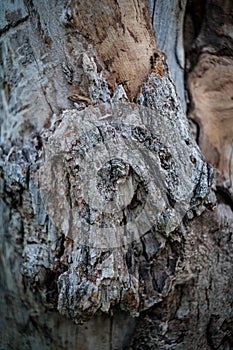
top-left (97, 158), bottom-right (133, 208)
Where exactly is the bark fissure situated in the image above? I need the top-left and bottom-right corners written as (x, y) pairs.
top-left (0, 14), bottom-right (29, 36)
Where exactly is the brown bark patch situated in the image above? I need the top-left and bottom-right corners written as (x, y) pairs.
top-left (71, 0), bottom-right (157, 99)
top-left (150, 51), bottom-right (167, 78)
top-left (188, 53), bottom-right (233, 185)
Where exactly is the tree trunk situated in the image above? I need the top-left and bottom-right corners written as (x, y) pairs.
top-left (0, 1), bottom-right (232, 350)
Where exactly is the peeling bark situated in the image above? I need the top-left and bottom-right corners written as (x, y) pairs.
top-left (185, 0), bottom-right (233, 196)
top-left (188, 53), bottom-right (233, 185)
top-left (71, 0), bottom-right (156, 99)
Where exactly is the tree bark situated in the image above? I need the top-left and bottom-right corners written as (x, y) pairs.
top-left (128, 1), bottom-right (233, 349)
top-left (146, 0), bottom-right (187, 111)
top-left (0, 1), bottom-right (232, 350)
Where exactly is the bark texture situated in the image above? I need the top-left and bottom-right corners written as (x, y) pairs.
top-left (39, 81), bottom-right (210, 324)
top-left (126, 1), bottom-right (233, 349)
top-left (0, 1), bottom-right (233, 350)
top-left (147, 0), bottom-right (187, 111)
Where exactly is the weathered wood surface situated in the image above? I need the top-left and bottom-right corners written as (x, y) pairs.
top-left (39, 85), bottom-right (210, 323)
top-left (128, 203), bottom-right (233, 349)
top-left (0, 0), bottom-right (233, 349)
top-left (147, 0), bottom-right (187, 111)
top-left (71, 0), bottom-right (156, 100)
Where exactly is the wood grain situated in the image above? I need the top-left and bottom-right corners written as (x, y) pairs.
top-left (71, 0), bottom-right (157, 99)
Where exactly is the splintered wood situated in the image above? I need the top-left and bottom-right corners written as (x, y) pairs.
top-left (71, 0), bottom-right (157, 99)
